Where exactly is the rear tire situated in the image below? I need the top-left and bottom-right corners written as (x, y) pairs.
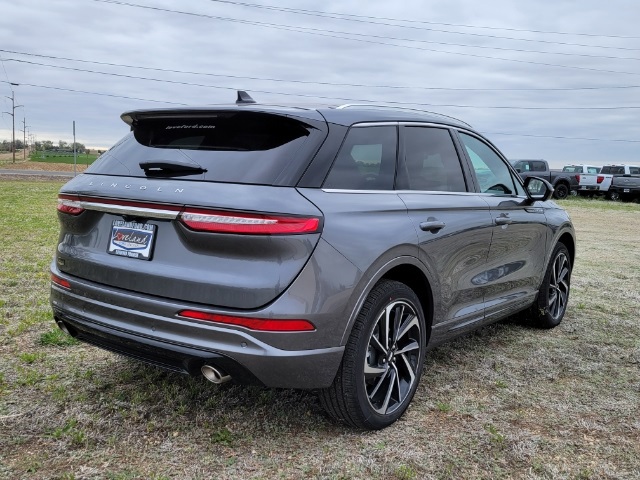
top-left (528, 243), bottom-right (571, 329)
top-left (607, 191), bottom-right (620, 201)
top-left (319, 280), bottom-right (427, 430)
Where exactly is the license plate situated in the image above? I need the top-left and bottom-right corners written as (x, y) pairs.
top-left (108, 220), bottom-right (156, 260)
top-left (624, 189), bottom-right (630, 193)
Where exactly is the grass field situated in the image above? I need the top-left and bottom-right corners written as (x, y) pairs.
top-left (0, 180), bottom-right (638, 479)
top-left (28, 151), bottom-right (99, 165)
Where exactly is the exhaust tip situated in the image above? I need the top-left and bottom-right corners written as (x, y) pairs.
top-left (56, 319), bottom-right (72, 336)
top-left (201, 364), bottom-right (231, 384)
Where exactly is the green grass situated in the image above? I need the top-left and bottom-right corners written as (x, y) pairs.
top-left (29, 151), bottom-right (99, 165)
top-left (0, 178), bottom-right (639, 479)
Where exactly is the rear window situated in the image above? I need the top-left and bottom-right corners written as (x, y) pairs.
top-left (87, 112), bottom-right (321, 185)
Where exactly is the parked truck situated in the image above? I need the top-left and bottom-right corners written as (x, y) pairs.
top-left (577, 164), bottom-right (640, 199)
top-left (510, 159), bottom-right (583, 199)
top-left (607, 174), bottom-right (640, 201)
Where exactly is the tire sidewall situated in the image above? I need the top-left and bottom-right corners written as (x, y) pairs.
top-left (350, 282), bottom-right (427, 429)
top-left (536, 243), bottom-right (571, 328)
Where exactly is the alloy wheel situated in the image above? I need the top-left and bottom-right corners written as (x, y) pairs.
top-left (548, 252), bottom-right (570, 320)
top-left (364, 300), bottom-right (422, 415)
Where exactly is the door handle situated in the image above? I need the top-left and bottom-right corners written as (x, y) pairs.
top-left (419, 220), bottom-right (446, 232)
top-left (495, 215), bottom-right (513, 225)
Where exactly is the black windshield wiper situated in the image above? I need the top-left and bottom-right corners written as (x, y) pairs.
top-left (140, 160), bottom-right (207, 177)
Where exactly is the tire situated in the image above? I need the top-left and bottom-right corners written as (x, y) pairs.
top-left (553, 183), bottom-right (569, 200)
top-left (528, 243), bottom-right (571, 329)
top-left (319, 280), bottom-right (427, 430)
top-left (607, 191), bottom-right (620, 201)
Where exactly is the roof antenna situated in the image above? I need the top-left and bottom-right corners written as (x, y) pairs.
top-left (236, 90), bottom-right (256, 105)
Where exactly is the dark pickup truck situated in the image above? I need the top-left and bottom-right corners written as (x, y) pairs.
top-left (608, 174), bottom-right (640, 201)
top-left (510, 159), bottom-right (577, 199)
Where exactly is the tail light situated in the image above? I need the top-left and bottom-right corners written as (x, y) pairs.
top-left (575, 174), bottom-right (580, 183)
top-left (57, 195), bottom-right (85, 215)
top-left (51, 273), bottom-right (71, 289)
top-left (597, 175), bottom-right (605, 184)
top-left (179, 209), bottom-right (321, 235)
top-left (178, 310), bottom-right (315, 332)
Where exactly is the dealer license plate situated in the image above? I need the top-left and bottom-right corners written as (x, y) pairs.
top-left (108, 220), bottom-right (156, 260)
top-left (624, 188), bottom-right (630, 193)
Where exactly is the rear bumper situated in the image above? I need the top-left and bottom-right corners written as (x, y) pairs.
top-left (50, 274), bottom-right (345, 389)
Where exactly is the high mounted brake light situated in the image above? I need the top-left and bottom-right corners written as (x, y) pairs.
top-left (179, 209), bottom-right (321, 235)
top-left (178, 310), bottom-right (316, 332)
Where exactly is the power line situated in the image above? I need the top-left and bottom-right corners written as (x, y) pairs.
top-left (0, 80), bottom-right (187, 106)
top-left (4, 49), bottom-right (639, 92)
top-left (483, 132), bottom-right (640, 143)
top-left (93, 0), bottom-right (640, 58)
top-left (5, 62), bottom-right (640, 111)
top-left (204, 0), bottom-right (640, 40)
top-left (2, 81), bottom-right (637, 145)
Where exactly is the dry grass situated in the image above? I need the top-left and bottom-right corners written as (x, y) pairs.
top-left (0, 181), bottom-right (638, 480)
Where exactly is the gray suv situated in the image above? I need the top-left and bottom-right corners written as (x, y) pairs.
top-left (51, 94), bottom-right (574, 429)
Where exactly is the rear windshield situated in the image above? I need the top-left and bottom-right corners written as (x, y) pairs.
top-left (86, 112), bottom-right (322, 185)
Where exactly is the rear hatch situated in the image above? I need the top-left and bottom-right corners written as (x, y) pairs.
top-left (55, 108), bottom-right (328, 309)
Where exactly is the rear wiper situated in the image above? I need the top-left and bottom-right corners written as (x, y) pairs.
top-left (140, 160), bottom-right (207, 177)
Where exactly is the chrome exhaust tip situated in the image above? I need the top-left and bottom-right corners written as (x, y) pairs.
top-left (201, 364), bottom-right (231, 384)
top-left (56, 320), bottom-right (71, 336)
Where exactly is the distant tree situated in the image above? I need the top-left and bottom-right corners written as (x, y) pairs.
top-left (70, 142), bottom-right (86, 152)
top-left (58, 140), bottom-right (68, 150)
top-left (42, 140), bottom-right (54, 150)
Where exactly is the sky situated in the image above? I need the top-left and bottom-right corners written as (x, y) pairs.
top-left (1, 0), bottom-right (639, 168)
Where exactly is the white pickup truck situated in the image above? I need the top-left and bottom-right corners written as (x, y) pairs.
top-left (577, 164), bottom-right (640, 198)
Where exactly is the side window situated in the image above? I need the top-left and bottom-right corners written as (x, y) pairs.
top-left (459, 132), bottom-right (522, 196)
top-left (399, 127), bottom-right (467, 192)
top-left (587, 167), bottom-right (599, 174)
top-left (630, 167), bottom-right (640, 174)
top-left (323, 126), bottom-right (397, 190)
top-left (532, 161), bottom-right (546, 172)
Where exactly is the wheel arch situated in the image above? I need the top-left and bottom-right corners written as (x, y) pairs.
top-left (339, 256), bottom-right (435, 346)
top-left (557, 231), bottom-right (575, 267)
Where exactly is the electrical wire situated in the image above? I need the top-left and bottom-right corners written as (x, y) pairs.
top-left (3, 48), bottom-right (639, 92)
top-left (93, 0), bottom-right (640, 58)
top-left (203, 0), bottom-right (640, 40)
top-left (5, 60), bottom-right (640, 110)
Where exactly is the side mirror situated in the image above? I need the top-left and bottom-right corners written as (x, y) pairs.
top-left (524, 176), bottom-right (554, 202)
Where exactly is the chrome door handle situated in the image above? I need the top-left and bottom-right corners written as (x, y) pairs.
top-left (419, 221), bottom-right (446, 232)
top-left (495, 216), bottom-right (513, 225)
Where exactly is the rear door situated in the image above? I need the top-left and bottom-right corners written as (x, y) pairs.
top-left (456, 131), bottom-right (550, 320)
top-left (395, 125), bottom-right (494, 335)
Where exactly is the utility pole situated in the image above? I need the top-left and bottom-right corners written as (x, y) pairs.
top-left (3, 86), bottom-right (23, 163)
top-left (22, 117), bottom-right (29, 161)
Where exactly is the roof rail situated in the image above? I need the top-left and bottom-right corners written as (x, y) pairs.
top-left (335, 103), bottom-right (472, 128)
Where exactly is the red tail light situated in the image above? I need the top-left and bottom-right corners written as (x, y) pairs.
top-left (597, 175), bottom-right (605, 184)
top-left (178, 310), bottom-right (315, 332)
top-left (57, 195), bottom-right (85, 215)
top-left (179, 209), bottom-right (320, 235)
top-left (51, 273), bottom-right (71, 289)
top-left (575, 174), bottom-right (580, 183)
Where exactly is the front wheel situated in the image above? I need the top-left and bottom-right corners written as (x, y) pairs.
top-left (553, 183), bottom-right (569, 200)
top-left (319, 280), bottom-right (427, 429)
top-left (529, 243), bottom-right (571, 328)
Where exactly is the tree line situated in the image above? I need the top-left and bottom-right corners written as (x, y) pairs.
top-left (1, 139), bottom-right (87, 153)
